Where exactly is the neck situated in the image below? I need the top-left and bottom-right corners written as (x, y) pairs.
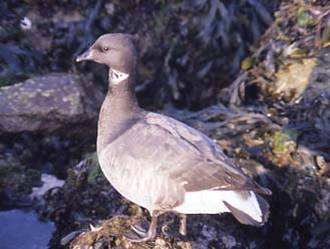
top-left (97, 69), bottom-right (140, 153)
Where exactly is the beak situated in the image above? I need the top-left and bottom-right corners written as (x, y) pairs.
top-left (76, 48), bottom-right (93, 62)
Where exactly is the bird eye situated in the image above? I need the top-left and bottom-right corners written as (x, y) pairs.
top-left (103, 47), bottom-right (109, 52)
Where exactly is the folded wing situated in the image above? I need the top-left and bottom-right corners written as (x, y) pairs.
top-left (145, 112), bottom-right (271, 195)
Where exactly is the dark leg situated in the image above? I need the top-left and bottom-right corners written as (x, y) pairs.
top-left (179, 214), bottom-right (187, 236)
top-left (130, 219), bottom-right (148, 237)
top-left (125, 211), bottom-right (159, 242)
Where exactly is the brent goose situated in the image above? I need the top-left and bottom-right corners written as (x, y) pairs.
top-left (76, 33), bottom-right (271, 242)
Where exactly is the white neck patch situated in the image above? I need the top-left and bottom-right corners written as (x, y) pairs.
top-left (109, 68), bottom-right (129, 85)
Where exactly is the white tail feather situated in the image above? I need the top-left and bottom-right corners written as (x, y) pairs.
top-left (174, 190), bottom-right (262, 222)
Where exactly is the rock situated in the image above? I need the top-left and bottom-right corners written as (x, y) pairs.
top-left (0, 73), bottom-right (103, 134)
top-left (221, 234), bottom-right (237, 249)
top-left (30, 173), bottom-right (65, 200)
top-left (0, 154), bottom-right (41, 208)
top-left (69, 216), bottom-right (193, 249)
top-left (273, 58), bottom-right (316, 101)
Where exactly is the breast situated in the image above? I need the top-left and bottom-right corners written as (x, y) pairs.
top-left (98, 142), bottom-right (184, 212)
top-left (98, 146), bottom-right (149, 208)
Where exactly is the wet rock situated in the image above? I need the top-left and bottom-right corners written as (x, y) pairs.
top-left (69, 216), bottom-right (193, 249)
top-left (41, 155), bottom-right (126, 248)
top-left (271, 130), bottom-right (297, 154)
top-left (221, 234), bottom-right (237, 249)
top-left (30, 173), bottom-right (65, 200)
top-left (0, 73), bottom-right (103, 135)
top-left (0, 154), bottom-right (41, 208)
top-left (273, 58), bottom-right (316, 101)
top-left (285, 48), bottom-right (330, 157)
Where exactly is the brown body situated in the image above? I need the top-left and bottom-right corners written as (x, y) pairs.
top-left (77, 33), bottom-right (271, 242)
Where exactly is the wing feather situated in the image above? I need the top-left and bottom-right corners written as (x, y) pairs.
top-left (145, 112), bottom-right (271, 195)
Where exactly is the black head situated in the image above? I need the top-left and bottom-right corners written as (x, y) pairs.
top-left (76, 33), bottom-right (137, 75)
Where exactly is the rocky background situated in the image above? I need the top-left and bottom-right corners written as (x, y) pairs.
top-left (0, 0), bottom-right (329, 249)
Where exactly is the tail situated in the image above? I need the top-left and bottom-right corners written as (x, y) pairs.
top-left (223, 192), bottom-right (270, 226)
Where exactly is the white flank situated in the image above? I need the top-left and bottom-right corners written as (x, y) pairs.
top-left (109, 68), bottom-right (129, 84)
top-left (173, 190), bottom-right (262, 222)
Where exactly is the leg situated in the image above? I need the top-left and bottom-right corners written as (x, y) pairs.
top-left (179, 214), bottom-right (187, 236)
top-left (125, 211), bottom-right (160, 242)
top-left (130, 219), bottom-right (149, 237)
top-left (161, 213), bottom-right (187, 237)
